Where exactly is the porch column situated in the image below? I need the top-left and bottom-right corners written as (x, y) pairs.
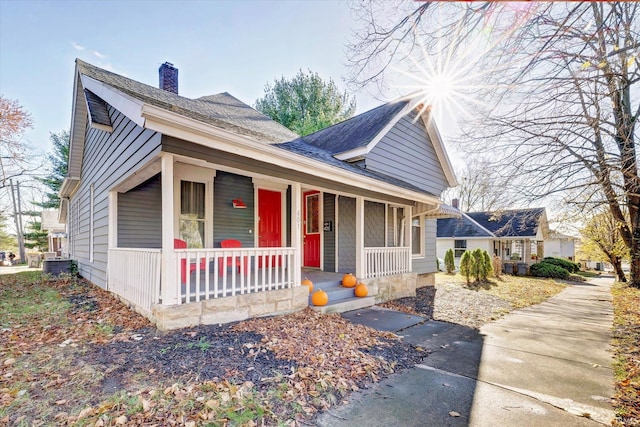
top-left (355, 196), bottom-right (365, 279)
top-left (161, 153), bottom-right (179, 305)
top-left (405, 205), bottom-right (412, 272)
top-left (291, 183), bottom-right (302, 286)
top-left (524, 238), bottom-right (531, 262)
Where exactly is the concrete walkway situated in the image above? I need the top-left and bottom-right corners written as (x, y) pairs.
top-left (316, 276), bottom-right (615, 427)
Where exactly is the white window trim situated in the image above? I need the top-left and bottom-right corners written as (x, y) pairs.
top-left (411, 215), bottom-right (424, 258)
top-left (173, 162), bottom-right (215, 248)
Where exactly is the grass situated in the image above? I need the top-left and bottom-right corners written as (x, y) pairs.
top-left (610, 282), bottom-right (640, 426)
top-left (435, 272), bottom-right (567, 308)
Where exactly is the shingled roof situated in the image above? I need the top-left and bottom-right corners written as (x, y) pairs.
top-left (298, 100), bottom-right (409, 155)
top-left (438, 208), bottom-right (546, 238)
top-left (76, 59), bottom-right (299, 144)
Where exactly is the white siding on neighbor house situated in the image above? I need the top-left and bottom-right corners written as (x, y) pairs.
top-left (366, 111), bottom-right (449, 197)
top-left (436, 238), bottom-right (494, 266)
top-left (544, 238), bottom-right (576, 260)
top-left (68, 105), bottom-right (162, 288)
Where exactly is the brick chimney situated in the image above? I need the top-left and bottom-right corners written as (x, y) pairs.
top-left (451, 198), bottom-right (459, 209)
top-left (159, 62), bottom-right (178, 94)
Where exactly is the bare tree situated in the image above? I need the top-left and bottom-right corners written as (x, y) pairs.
top-left (0, 96), bottom-right (42, 188)
top-left (348, 2), bottom-right (640, 287)
top-left (443, 159), bottom-right (511, 212)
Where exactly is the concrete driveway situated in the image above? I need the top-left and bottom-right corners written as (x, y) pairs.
top-left (316, 276), bottom-right (615, 426)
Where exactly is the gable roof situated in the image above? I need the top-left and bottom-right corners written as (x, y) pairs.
top-left (64, 59), bottom-right (458, 212)
top-left (438, 208), bottom-right (547, 239)
top-left (437, 214), bottom-right (494, 238)
top-left (76, 59), bottom-right (299, 144)
top-left (300, 100), bottom-right (409, 155)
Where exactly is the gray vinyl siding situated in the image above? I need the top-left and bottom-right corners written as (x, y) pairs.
top-left (213, 171), bottom-right (255, 248)
top-left (323, 193), bottom-right (336, 272)
top-left (412, 218), bottom-right (437, 274)
top-left (118, 174), bottom-right (162, 248)
top-left (69, 105), bottom-right (162, 288)
top-left (364, 201), bottom-right (385, 247)
top-left (365, 111), bottom-right (448, 196)
top-left (337, 196), bottom-right (356, 273)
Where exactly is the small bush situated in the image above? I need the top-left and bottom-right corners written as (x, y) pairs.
top-left (444, 249), bottom-right (455, 274)
top-left (542, 257), bottom-right (579, 273)
top-left (530, 262), bottom-right (569, 279)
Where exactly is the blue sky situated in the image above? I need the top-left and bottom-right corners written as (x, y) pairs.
top-left (1, 0), bottom-right (395, 155)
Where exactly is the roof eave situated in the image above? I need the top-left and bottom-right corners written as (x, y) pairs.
top-left (141, 104), bottom-right (441, 205)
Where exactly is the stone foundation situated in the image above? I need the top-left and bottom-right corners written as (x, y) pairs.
top-left (416, 272), bottom-right (435, 288)
top-left (363, 272), bottom-right (417, 304)
top-left (151, 286), bottom-right (309, 331)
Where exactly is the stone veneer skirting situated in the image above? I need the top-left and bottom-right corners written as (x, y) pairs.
top-left (150, 286), bottom-right (309, 331)
top-left (364, 272), bottom-right (418, 304)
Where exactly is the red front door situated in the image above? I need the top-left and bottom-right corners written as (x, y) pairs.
top-left (303, 191), bottom-right (321, 268)
top-left (258, 189), bottom-right (282, 267)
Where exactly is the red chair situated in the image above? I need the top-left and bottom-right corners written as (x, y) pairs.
top-left (218, 239), bottom-right (248, 276)
top-left (174, 239), bottom-right (207, 283)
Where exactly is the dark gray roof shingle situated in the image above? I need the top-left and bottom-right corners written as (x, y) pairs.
top-left (77, 59), bottom-right (299, 144)
top-left (466, 208), bottom-right (544, 237)
top-left (437, 216), bottom-right (493, 238)
top-left (299, 100), bottom-right (408, 154)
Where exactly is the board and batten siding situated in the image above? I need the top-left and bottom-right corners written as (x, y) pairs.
top-left (69, 105), bottom-right (162, 288)
top-left (213, 171), bottom-right (255, 248)
top-left (412, 217), bottom-right (437, 274)
top-left (118, 174), bottom-right (162, 248)
top-left (323, 193), bottom-right (336, 272)
top-left (365, 111), bottom-right (449, 196)
top-left (364, 201), bottom-right (385, 247)
top-left (337, 196), bottom-right (356, 273)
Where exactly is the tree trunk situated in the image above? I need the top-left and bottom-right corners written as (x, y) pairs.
top-left (630, 228), bottom-right (640, 288)
top-left (611, 256), bottom-right (628, 283)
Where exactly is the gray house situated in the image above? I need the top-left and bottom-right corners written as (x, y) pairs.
top-left (60, 60), bottom-right (458, 329)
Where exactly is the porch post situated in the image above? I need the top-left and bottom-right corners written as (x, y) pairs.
top-left (405, 205), bottom-right (413, 272)
top-left (355, 196), bottom-right (365, 279)
top-left (291, 183), bottom-right (302, 286)
top-left (161, 153), bottom-right (179, 305)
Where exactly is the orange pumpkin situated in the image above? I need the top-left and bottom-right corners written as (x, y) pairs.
top-left (354, 283), bottom-right (369, 297)
top-left (342, 273), bottom-right (357, 288)
top-left (311, 289), bottom-right (329, 306)
top-left (301, 278), bottom-right (314, 293)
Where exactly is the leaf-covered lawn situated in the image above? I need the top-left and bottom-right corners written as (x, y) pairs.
top-left (434, 272), bottom-right (567, 309)
top-left (611, 282), bottom-right (640, 426)
top-left (0, 272), bottom-right (421, 426)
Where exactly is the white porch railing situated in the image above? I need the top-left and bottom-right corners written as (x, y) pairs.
top-left (364, 246), bottom-right (411, 279)
top-left (173, 247), bottom-right (297, 305)
top-left (108, 248), bottom-right (162, 312)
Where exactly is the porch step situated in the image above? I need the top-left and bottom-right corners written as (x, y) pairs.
top-left (308, 279), bottom-right (376, 314)
top-left (310, 296), bottom-right (377, 314)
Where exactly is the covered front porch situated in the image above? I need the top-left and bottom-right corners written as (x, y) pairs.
top-left (106, 153), bottom-right (426, 329)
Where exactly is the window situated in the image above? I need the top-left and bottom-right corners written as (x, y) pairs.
top-left (411, 217), bottom-right (422, 256)
top-left (454, 240), bottom-right (467, 258)
top-left (179, 180), bottom-right (205, 248)
top-left (305, 193), bottom-right (319, 234)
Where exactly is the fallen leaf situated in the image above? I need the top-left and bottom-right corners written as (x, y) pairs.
top-left (449, 411), bottom-right (461, 417)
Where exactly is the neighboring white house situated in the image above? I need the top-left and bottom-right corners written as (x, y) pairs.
top-left (41, 210), bottom-right (66, 256)
top-left (59, 59), bottom-right (459, 330)
top-left (436, 207), bottom-right (549, 266)
top-left (544, 230), bottom-right (576, 260)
